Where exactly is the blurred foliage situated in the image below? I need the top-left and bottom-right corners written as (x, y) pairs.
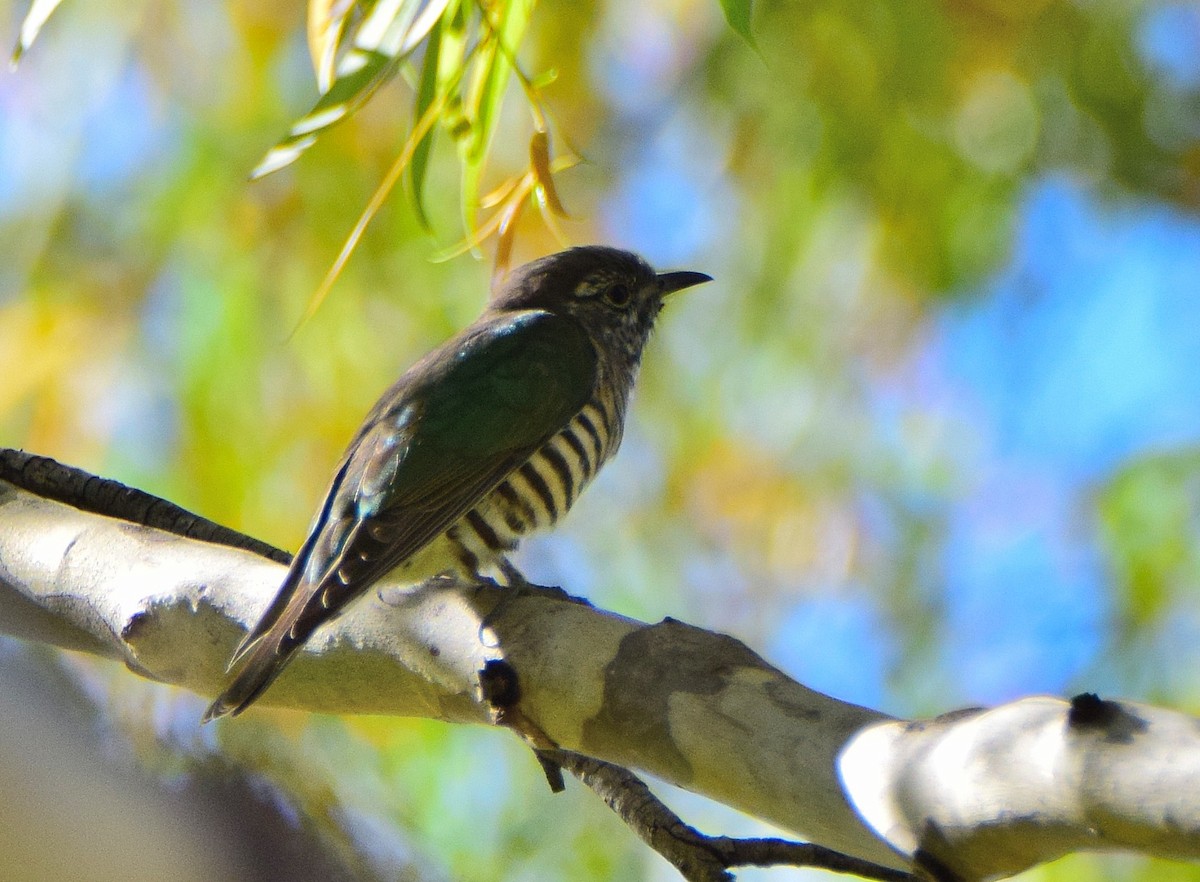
top-left (15, 0), bottom-right (581, 314)
top-left (4, 0), bottom-right (1200, 879)
top-left (1097, 450), bottom-right (1200, 630)
top-left (711, 0), bottom-right (1200, 295)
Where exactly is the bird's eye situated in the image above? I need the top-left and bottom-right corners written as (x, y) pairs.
top-left (604, 283), bottom-right (631, 308)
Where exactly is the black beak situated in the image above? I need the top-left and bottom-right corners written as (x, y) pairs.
top-left (657, 270), bottom-right (713, 296)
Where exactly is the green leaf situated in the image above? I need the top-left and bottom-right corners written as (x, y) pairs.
top-left (408, 14), bottom-right (444, 230)
top-left (718, 0), bottom-right (756, 50)
top-left (253, 0), bottom-right (451, 179)
top-left (459, 0), bottom-right (537, 238)
top-left (11, 0), bottom-right (65, 67)
top-left (308, 0), bottom-right (353, 93)
top-left (295, 85), bottom-right (450, 334)
top-left (251, 50), bottom-right (390, 179)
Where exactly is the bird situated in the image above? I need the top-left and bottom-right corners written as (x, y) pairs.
top-left (203, 246), bottom-right (711, 720)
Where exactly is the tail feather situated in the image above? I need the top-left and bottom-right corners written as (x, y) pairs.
top-left (224, 568), bottom-right (304, 672)
top-left (204, 509), bottom-right (341, 722)
top-left (202, 639), bottom-right (290, 722)
top-left (203, 578), bottom-right (323, 722)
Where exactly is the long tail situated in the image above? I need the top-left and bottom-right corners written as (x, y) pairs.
top-left (205, 567), bottom-right (380, 721)
top-left (203, 550), bottom-right (374, 721)
top-left (203, 566), bottom-right (359, 720)
top-left (202, 530), bottom-right (323, 722)
top-left (203, 555), bottom-right (331, 722)
top-left (201, 644), bottom-right (289, 721)
top-left (204, 452), bottom-right (379, 721)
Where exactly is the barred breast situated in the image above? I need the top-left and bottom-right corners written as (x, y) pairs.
top-left (445, 391), bottom-right (625, 578)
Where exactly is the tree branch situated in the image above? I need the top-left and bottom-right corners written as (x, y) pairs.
top-left (3, 449), bottom-right (1200, 881)
top-left (0, 449), bottom-right (288, 563)
top-left (545, 750), bottom-right (912, 882)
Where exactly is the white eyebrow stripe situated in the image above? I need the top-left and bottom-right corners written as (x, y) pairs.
top-left (573, 279), bottom-right (602, 297)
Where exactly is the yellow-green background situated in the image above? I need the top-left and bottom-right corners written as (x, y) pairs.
top-left (3, 0), bottom-right (1200, 879)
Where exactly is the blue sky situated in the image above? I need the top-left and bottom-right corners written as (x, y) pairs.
top-left (934, 177), bottom-right (1200, 702)
top-left (577, 0), bottom-right (1200, 711)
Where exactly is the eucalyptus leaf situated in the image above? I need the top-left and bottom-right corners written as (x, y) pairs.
top-left (254, 0), bottom-right (450, 178)
top-left (459, 0), bottom-right (537, 237)
top-left (11, 0), bottom-right (66, 66)
top-left (409, 14), bottom-right (444, 229)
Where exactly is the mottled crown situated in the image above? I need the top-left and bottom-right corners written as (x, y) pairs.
top-left (490, 246), bottom-right (656, 310)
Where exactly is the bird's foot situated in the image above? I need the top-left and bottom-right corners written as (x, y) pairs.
top-left (497, 558), bottom-right (531, 588)
top-left (485, 559), bottom-right (586, 605)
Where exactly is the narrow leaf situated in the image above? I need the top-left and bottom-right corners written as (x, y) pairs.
top-left (534, 191), bottom-right (569, 248)
top-left (431, 171), bottom-right (534, 263)
top-left (492, 193), bottom-right (528, 289)
top-left (534, 152), bottom-right (580, 248)
top-left (408, 14), bottom-right (443, 229)
top-left (292, 80), bottom-right (451, 334)
top-left (529, 129), bottom-right (568, 218)
top-left (251, 50), bottom-right (393, 179)
top-left (255, 0), bottom-right (450, 179)
top-left (718, 0), bottom-right (757, 50)
top-left (359, 0), bottom-right (449, 58)
top-left (438, 153), bottom-right (577, 265)
top-left (308, 0), bottom-right (354, 93)
top-left (480, 174), bottom-right (522, 210)
top-left (459, 0), bottom-right (537, 239)
top-left (11, 0), bottom-right (65, 67)
top-left (458, 36), bottom-right (500, 240)
top-left (529, 67), bottom-right (557, 90)
top-left (434, 1), bottom-right (468, 135)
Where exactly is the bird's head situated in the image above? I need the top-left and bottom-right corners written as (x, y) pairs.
top-left (491, 246), bottom-right (711, 361)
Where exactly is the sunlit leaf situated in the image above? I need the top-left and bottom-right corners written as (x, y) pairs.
top-left (293, 81), bottom-right (452, 334)
top-left (459, 0), bottom-right (537, 239)
top-left (434, 151), bottom-right (576, 268)
top-left (254, 81), bottom-right (368, 180)
top-left (308, 0), bottom-right (354, 93)
top-left (529, 67), bottom-right (557, 90)
top-left (458, 46), bottom-right (500, 240)
top-left (533, 184), bottom-right (569, 248)
top-left (11, 0), bottom-right (65, 67)
top-left (356, 0), bottom-right (448, 63)
top-left (255, 0), bottom-right (451, 179)
top-left (529, 129), bottom-right (568, 218)
top-left (436, 3), bottom-right (470, 138)
top-left (533, 147), bottom-right (579, 248)
top-left (432, 171), bottom-right (534, 263)
top-left (480, 174), bottom-right (522, 210)
top-left (718, 0), bottom-right (756, 50)
top-left (493, 189), bottom-right (528, 286)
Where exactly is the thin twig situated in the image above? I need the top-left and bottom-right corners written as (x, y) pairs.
top-left (0, 449), bottom-right (289, 563)
top-left (543, 749), bottom-right (913, 882)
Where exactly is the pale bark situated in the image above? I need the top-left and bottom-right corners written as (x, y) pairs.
top-left (3, 463), bottom-right (1200, 881)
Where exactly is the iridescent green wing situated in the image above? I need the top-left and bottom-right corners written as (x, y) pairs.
top-left (334, 307), bottom-right (599, 578)
top-left (206, 309), bottom-right (595, 718)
